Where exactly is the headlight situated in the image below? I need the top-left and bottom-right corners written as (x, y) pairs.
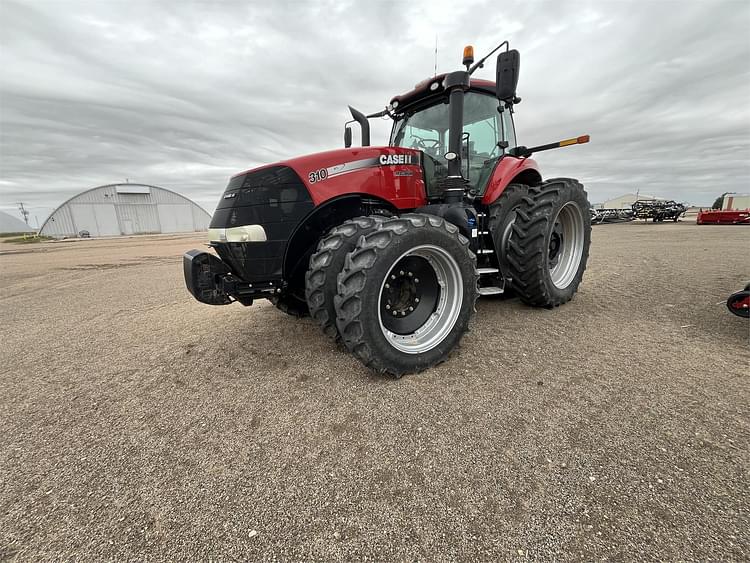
top-left (208, 225), bottom-right (267, 243)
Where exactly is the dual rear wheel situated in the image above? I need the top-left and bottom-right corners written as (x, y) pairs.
top-left (491, 178), bottom-right (591, 307)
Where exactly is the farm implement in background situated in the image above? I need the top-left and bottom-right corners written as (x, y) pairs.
top-left (590, 208), bottom-right (635, 224)
top-left (697, 209), bottom-right (750, 225)
top-left (631, 200), bottom-right (687, 222)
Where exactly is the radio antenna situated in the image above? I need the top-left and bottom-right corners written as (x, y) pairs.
top-left (434, 35), bottom-right (438, 76)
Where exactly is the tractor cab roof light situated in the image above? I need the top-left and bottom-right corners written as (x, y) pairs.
top-left (462, 45), bottom-right (474, 69)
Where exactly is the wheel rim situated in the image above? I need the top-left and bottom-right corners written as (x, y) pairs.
top-left (548, 201), bottom-right (585, 289)
top-left (378, 244), bottom-right (463, 354)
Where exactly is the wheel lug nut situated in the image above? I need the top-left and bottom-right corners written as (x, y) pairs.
top-left (399, 270), bottom-right (404, 275)
top-left (385, 283), bottom-right (390, 289)
top-left (415, 298), bottom-right (420, 303)
top-left (391, 274), bottom-right (396, 280)
top-left (408, 272), bottom-right (413, 277)
top-left (409, 306), bottom-right (414, 311)
top-left (415, 278), bottom-right (419, 283)
top-left (392, 311), bottom-right (397, 316)
top-left (386, 304), bottom-right (390, 310)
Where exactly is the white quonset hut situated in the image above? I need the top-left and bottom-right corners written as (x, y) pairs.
top-left (0, 210), bottom-right (34, 233)
top-left (39, 184), bottom-right (210, 238)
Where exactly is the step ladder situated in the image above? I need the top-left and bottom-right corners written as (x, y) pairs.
top-left (473, 211), bottom-right (506, 296)
top-left (477, 266), bottom-right (504, 296)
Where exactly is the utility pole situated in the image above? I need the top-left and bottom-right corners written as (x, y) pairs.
top-left (17, 202), bottom-right (29, 225)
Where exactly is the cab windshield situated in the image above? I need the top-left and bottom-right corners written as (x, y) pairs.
top-left (390, 92), bottom-right (516, 194)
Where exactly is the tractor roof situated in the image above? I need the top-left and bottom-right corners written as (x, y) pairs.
top-left (390, 74), bottom-right (496, 113)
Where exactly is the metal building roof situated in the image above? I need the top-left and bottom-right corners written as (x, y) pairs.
top-left (0, 210), bottom-right (35, 233)
top-left (39, 184), bottom-right (211, 238)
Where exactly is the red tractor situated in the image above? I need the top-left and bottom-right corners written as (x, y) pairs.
top-left (184, 42), bottom-right (592, 376)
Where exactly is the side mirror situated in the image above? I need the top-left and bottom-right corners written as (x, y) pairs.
top-left (496, 49), bottom-right (520, 103)
top-left (344, 126), bottom-right (352, 148)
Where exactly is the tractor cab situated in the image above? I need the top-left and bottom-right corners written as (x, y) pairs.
top-left (344, 43), bottom-right (525, 204)
top-left (389, 83), bottom-right (517, 197)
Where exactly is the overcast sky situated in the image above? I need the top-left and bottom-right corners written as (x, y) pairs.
top-left (1, 0), bottom-right (749, 225)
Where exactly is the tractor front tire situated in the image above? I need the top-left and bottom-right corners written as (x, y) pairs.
top-left (305, 216), bottom-right (384, 340)
top-left (507, 178), bottom-right (591, 308)
top-left (334, 214), bottom-right (478, 377)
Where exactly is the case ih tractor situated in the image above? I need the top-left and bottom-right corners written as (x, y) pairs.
top-left (184, 41), bottom-right (592, 376)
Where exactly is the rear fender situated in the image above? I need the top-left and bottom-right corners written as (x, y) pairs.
top-left (481, 157), bottom-right (542, 205)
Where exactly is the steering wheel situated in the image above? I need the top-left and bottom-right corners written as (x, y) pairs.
top-left (411, 135), bottom-right (441, 151)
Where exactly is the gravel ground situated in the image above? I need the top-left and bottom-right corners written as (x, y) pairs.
top-left (1, 222), bottom-right (748, 561)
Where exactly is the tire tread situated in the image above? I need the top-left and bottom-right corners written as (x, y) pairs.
top-left (506, 178), bottom-right (591, 308)
top-left (305, 216), bottom-right (384, 339)
top-left (335, 213), bottom-right (478, 376)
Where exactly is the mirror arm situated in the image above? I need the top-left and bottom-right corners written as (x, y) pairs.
top-left (469, 40), bottom-right (508, 75)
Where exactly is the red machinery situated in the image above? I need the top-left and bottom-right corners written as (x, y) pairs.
top-left (727, 284), bottom-right (750, 318)
top-left (696, 209), bottom-right (750, 225)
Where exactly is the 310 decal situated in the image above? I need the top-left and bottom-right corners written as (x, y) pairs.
top-left (308, 168), bottom-right (328, 184)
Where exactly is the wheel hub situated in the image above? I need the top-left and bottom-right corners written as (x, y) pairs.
top-left (548, 222), bottom-right (564, 269)
top-left (377, 244), bottom-right (464, 355)
top-left (380, 256), bottom-right (439, 335)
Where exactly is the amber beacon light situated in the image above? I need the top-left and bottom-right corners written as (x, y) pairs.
top-left (462, 45), bottom-right (474, 68)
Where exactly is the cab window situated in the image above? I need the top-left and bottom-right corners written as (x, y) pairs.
top-left (391, 92), bottom-right (517, 194)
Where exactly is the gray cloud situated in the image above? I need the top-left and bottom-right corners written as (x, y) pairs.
top-left (1, 0), bottom-right (749, 225)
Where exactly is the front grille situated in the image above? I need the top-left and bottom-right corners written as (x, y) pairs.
top-left (210, 165), bottom-right (314, 282)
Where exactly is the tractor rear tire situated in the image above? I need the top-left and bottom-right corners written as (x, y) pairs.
top-left (488, 183), bottom-right (530, 280)
top-left (506, 178), bottom-right (591, 308)
top-left (334, 214), bottom-right (478, 377)
top-left (305, 216), bottom-right (384, 340)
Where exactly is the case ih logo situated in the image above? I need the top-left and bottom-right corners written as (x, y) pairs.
top-left (379, 154), bottom-right (414, 166)
top-left (313, 154), bottom-right (420, 184)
